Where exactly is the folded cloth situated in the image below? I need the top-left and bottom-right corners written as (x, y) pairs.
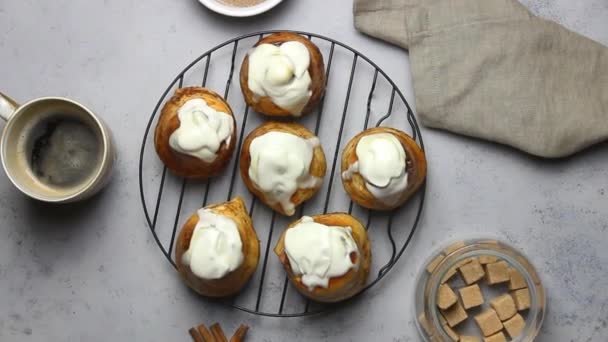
top-left (354, 0), bottom-right (608, 158)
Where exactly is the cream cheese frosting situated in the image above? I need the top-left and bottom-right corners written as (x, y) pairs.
top-left (247, 41), bottom-right (312, 115)
top-left (248, 131), bottom-right (321, 215)
top-left (284, 216), bottom-right (359, 291)
top-left (182, 209), bottom-right (244, 280)
top-left (169, 98), bottom-right (234, 162)
top-left (342, 133), bottom-right (408, 205)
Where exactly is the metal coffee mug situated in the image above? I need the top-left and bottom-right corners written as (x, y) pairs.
top-left (0, 92), bottom-right (115, 203)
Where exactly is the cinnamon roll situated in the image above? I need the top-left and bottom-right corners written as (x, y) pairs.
top-left (175, 197), bottom-right (259, 297)
top-left (274, 213), bottom-right (371, 303)
top-left (155, 87), bottom-right (237, 179)
top-left (341, 127), bottom-right (426, 210)
top-left (239, 32), bottom-right (326, 117)
top-left (239, 121), bottom-right (326, 216)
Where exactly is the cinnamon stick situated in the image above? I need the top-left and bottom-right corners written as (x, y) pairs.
top-left (229, 324), bottom-right (249, 342)
top-left (189, 327), bottom-right (205, 342)
top-left (197, 324), bottom-right (215, 342)
top-left (210, 323), bottom-right (228, 342)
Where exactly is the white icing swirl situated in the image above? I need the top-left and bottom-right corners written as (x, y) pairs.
top-left (169, 98), bottom-right (234, 162)
top-left (248, 131), bottom-right (321, 215)
top-left (342, 133), bottom-right (408, 205)
top-left (247, 41), bottom-right (312, 115)
top-left (182, 209), bottom-right (243, 280)
top-left (284, 216), bottom-right (359, 291)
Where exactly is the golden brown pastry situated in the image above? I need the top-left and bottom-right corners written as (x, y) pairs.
top-left (155, 87), bottom-right (237, 179)
top-left (239, 32), bottom-right (326, 117)
top-left (274, 213), bottom-right (371, 303)
top-left (175, 197), bottom-right (259, 297)
top-left (341, 127), bottom-right (426, 210)
top-left (239, 121), bottom-right (326, 216)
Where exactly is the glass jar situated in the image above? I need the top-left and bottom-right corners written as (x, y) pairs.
top-left (414, 239), bottom-right (546, 341)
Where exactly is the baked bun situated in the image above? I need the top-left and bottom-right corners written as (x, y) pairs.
top-left (239, 32), bottom-right (326, 117)
top-left (155, 87), bottom-right (237, 179)
top-left (239, 121), bottom-right (326, 216)
top-left (341, 127), bottom-right (426, 210)
top-left (274, 213), bottom-right (371, 303)
top-left (175, 197), bottom-right (259, 297)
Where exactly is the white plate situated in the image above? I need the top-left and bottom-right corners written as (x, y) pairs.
top-left (198, 0), bottom-right (283, 17)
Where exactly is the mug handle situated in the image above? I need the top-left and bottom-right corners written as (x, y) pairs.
top-left (0, 92), bottom-right (19, 122)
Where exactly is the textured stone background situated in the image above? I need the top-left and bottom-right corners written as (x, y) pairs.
top-left (0, 0), bottom-right (606, 341)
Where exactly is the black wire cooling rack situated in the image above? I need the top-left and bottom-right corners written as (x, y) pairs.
top-left (139, 30), bottom-right (426, 317)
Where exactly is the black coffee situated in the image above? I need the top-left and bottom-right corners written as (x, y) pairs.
top-left (30, 117), bottom-right (101, 188)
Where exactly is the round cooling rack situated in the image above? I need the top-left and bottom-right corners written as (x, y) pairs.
top-left (139, 30), bottom-right (427, 317)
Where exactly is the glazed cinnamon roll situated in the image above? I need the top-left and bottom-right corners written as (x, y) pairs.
top-left (239, 121), bottom-right (326, 216)
top-left (175, 197), bottom-right (259, 297)
top-left (341, 127), bottom-right (427, 210)
top-left (239, 32), bottom-right (326, 117)
top-left (274, 213), bottom-right (371, 303)
top-left (154, 87), bottom-right (236, 179)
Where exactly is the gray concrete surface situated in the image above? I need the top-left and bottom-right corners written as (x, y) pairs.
top-left (1, 0), bottom-right (607, 341)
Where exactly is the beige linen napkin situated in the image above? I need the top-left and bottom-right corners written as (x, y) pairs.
top-left (354, 0), bottom-right (608, 158)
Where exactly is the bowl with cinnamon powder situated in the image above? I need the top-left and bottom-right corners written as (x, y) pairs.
top-left (198, 0), bottom-right (283, 17)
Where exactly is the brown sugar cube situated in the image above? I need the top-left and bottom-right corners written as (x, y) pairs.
top-left (455, 257), bottom-right (475, 268)
top-left (460, 336), bottom-right (481, 342)
top-left (503, 313), bottom-right (526, 338)
top-left (441, 300), bottom-right (468, 327)
top-left (444, 241), bottom-right (466, 255)
top-left (484, 332), bottom-right (507, 342)
top-left (490, 294), bottom-right (517, 320)
top-left (474, 309), bottom-right (503, 336)
top-left (442, 266), bottom-right (459, 283)
top-left (508, 268), bottom-right (527, 290)
top-left (479, 255), bottom-right (499, 264)
top-left (442, 322), bottom-right (460, 342)
top-left (459, 284), bottom-right (485, 309)
top-left (427, 254), bottom-right (446, 273)
top-left (485, 261), bottom-right (510, 285)
top-left (512, 288), bottom-right (531, 311)
top-left (459, 259), bottom-right (485, 285)
top-left (418, 313), bottom-right (432, 335)
top-left (435, 315), bottom-right (458, 342)
top-left (437, 284), bottom-right (458, 309)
